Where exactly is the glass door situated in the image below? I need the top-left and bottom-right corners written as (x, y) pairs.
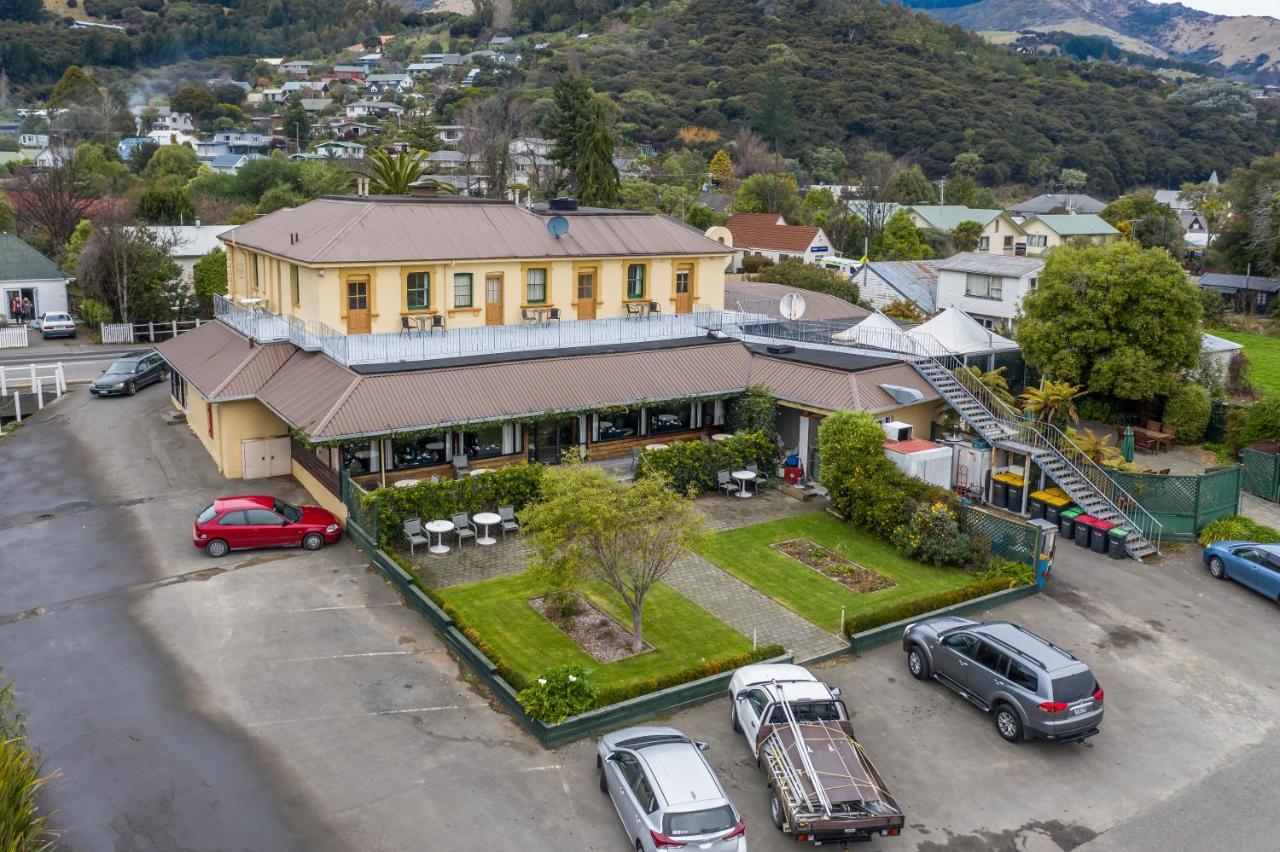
top-left (530, 419), bottom-right (578, 464)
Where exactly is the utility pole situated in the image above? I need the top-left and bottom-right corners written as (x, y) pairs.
top-left (935, 177), bottom-right (948, 208)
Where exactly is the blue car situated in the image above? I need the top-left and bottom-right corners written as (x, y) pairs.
top-left (1203, 541), bottom-right (1280, 604)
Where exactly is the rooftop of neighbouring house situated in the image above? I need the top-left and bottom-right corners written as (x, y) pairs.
top-left (724, 213), bottom-right (823, 253)
top-left (1024, 213), bottom-right (1119, 236)
top-left (0, 234), bottom-right (66, 282)
top-left (934, 252), bottom-right (1044, 277)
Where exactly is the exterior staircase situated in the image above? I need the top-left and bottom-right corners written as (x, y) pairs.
top-left (911, 356), bottom-right (1160, 561)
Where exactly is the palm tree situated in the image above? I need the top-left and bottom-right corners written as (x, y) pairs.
top-left (365, 149), bottom-right (429, 195)
top-left (1020, 380), bottom-right (1084, 426)
top-left (1065, 426), bottom-right (1134, 471)
top-left (955, 365), bottom-right (1014, 407)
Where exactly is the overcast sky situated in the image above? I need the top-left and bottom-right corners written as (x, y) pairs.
top-left (1149, 0), bottom-right (1279, 17)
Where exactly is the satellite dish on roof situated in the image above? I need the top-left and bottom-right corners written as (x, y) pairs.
top-left (547, 215), bottom-right (569, 238)
top-left (779, 292), bottom-right (806, 321)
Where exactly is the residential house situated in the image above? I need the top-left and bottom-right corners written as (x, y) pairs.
top-left (719, 213), bottom-right (832, 267)
top-left (0, 234), bottom-right (71, 322)
top-left (282, 81), bottom-right (329, 96)
top-left (150, 108), bottom-right (195, 133)
top-left (260, 88), bottom-right (287, 104)
top-left (1202, 333), bottom-right (1244, 373)
top-left (117, 136), bottom-right (151, 161)
top-left (406, 63), bottom-right (436, 77)
top-left (346, 99), bottom-right (404, 119)
top-left (300, 98), bottom-right (334, 114)
top-left (1155, 171), bottom-right (1217, 211)
top-left (18, 132), bottom-right (49, 148)
top-left (35, 147), bottom-right (72, 168)
top-left (146, 129), bottom-right (199, 149)
top-left (461, 68), bottom-right (482, 87)
top-left (196, 131), bottom-right (272, 162)
top-left (1007, 192), bottom-right (1107, 217)
top-left (364, 74), bottom-right (413, 97)
top-left (488, 35), bottom-right (515, 50)
top-left (210, 153), bottom-right (260, 174)
top-left (854, 260), bottom-right (940, 315)
top-left (437, 124), bottom-right (466, 145)
top-left (331, 64), bottom-right (369, 81)
top-left (312, 140), bottom-right (367, 159)
top-left (357, 53), bottom-right (382, 68)
top-left (279, 60), bottom-right (314, 75)
top-left (1198, 271), bottom-right (1280, 315)
top-left (420, 53), bottom-right (463, 69)
top-left (144, 225), bottom-right (235, 284)
top-left (1019, 214), bottom-right (1120, 255)
top-left (907, 206), bottom-right (1027, 256)
top-left (329, 120), bottom-right (380, 138)
top-left (933, 252), bottom-right (1044, 329)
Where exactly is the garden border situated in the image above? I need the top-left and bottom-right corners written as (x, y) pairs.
top-left (345, 515), bottom-right (793, 748)
top-left (847, 584), bottom-right (1041, 654)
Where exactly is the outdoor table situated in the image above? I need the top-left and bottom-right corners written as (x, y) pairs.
top-left (645, 443), bottom-right (669, 451)
top-left (710, 433), bottom-right (732, 442)
top-left (393, 478), bottom-right (420, 489)
top-left (425, 519), bottom-right (454, 555)
top-left (533, 307), bottom-right (550, 323)
top-left (731, 469), bottom-right (756, 498)
top-left (473, 512), bottom-right (501, 546)
top-left (1137, 428), bottom-right (1173, 453)
top-left (469, 468), bottom-right (490, 476)
top-left (656, 414), bottom-right (680, 426)
top-left (412, 316), bottom-right (430, 333)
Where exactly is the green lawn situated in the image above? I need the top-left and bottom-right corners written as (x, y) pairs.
top-left (694, 513), bottom-right (973, 633)
top-left (435, 572), bottom-right (754, 691)
top-left (1208, 328), bottom-right (1280, 396)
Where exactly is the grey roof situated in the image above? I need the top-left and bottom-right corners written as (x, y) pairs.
top-left (934, 252), bottom-right (1044, 277)
top-left (863, 261), bottom-right (939, 313)
top-left (1202, 333), bottom-right (1243, 354)
top-left (212, 153), bottom-right (249, 168)
top-left (910, 205), bottom-right (1005, 231)
top-left (1199, 272), bottom-right (1280, 293)
top-left (725, 280), bottom-right (869, 321)
top-left (1008, 193), bottom-right (1107, 215)
top-left (220, 196), bottom-right (733, 265)
top-left (0, 234), bottom-right (66, 282)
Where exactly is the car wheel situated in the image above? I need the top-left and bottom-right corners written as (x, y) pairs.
top-left (994, 705), bottom-right (1023, 743)
top-left (731, 706), bottom-right (740, 733)
top-left (907, 645), bottom-right (931, 680)
top-left (598, 764), bottom-right (608, 794)
top-left (206, 539), bottom-right (229, 558)
top-left (769, 788), bottom-right (785, 830)
top-left (302, 532), bottom-right (325, 551)
top-left (126, 380), bottom-right (136, 396)
top-left (1208, 556), bottom-right (1226, 579)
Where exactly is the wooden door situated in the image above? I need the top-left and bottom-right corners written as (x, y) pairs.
top-left (346, 277), bottom-right (371, 333)
top-left (485, 274), bottom-right (504, 325)
top-left (674, 266), bottom-right (693, 313)
top-left (576, 268), bottom-right (596, 320)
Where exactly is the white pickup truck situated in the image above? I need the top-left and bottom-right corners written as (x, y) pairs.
top-left (728, 663), bottom-right (904, 846)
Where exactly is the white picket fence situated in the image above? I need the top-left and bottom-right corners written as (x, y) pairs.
top-left (0, 325), bottom-right (28, 349)
top-left (101, 319), bottom-right (204, 344)
top-left (0, 363), bottom-right (66, 422)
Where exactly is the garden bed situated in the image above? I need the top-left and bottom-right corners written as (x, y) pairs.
top-left (530, 593), bottom-right (652, 663)
top-left (770, 538), bottom-right (895, 593)
top-left (695, 512), bottom-right (975, 634)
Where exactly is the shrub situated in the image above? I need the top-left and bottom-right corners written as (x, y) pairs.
top-left (1076, 396), bottom-right (1123, 424)
top-left (1163, 384), bottom-right (1211, 443)
top-left (1197, 515), bottom-right (1280, 545)
top-left (892, 501), bottom-right (972, 567)
top-left (845, 576), bottom-right (1017, 636)
top-left (986, 557), bottom-right (1036, 588)
top-left (517, 664), bottom-right (597, 723)
top-left (635, 431), bottom-right (777, 494)
top-left (1226, 407), bottom-right (1248, 453)
top-left (740, 253), bottom-right (773, 274)
top-left (77, 297), bottom-right (112, 327)
top-left (0, 673), bottom-right (54, 852)
top-left (750, 257), bottom-right (860, 306)
top-left (1227, 351), bottom-right (1254, 398)
top-left (1242, 397), bottom-right (1280, 445)
top-left (725, 386), bottom-right (777, 436)
top-left (593, 645), bottom-right (785, 706)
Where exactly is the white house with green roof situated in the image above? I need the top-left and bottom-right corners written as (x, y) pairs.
top-left (907, 205), bottom-right (1026, 256)
top-left (0, 234), bottom-right (70, 322)
top-left (1019, 213), bottom-right (1120, 255)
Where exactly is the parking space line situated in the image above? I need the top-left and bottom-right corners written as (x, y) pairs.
top-left (271, 602), bottom-right (403, 614)
top-left (219, 650), bottom-right (439, 666)
top-left (245, 705), bottom-right (462, 728)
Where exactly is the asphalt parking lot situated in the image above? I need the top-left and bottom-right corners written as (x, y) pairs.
top-left (4, 388), bottom-right (1280, 851)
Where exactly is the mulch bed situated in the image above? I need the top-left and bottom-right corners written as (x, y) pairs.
top-left (770, 538), bottom-right (896, 594)
top-left (530, 593), bottom-right (652, 663)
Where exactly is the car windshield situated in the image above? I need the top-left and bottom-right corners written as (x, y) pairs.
top-left (196, 505), bottom-right (217, 524)
top-left (769, 701), bottom-right (842, 723)
top-left (1051, 670), bottom-right (1097, 703)
top-left (106, 361), bottom-right (140, 375)
top-left (273, 499), bottom-right (302, 522)
top-left (665, 805), bottom-right (736, 838)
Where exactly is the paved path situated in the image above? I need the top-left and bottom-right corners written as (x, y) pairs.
top-left (1240, 492), bottom-right (1280, 528)
top-left (663, 551), bottom-right (847, 661)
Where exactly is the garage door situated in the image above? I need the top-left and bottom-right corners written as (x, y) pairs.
top-left (242, 437), bottom-right (291, 480)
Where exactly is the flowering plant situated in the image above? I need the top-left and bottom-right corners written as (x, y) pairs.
top-left (517, 664), bottom-right (596, 723)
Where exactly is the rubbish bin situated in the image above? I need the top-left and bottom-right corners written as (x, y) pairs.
top-left (991, 477), bottom-right (1009, 510)
top-left (1006, 476), bottom-right (1026, 514)
top-left (1027, 491), bottom-right (1047, 521)
top-left (1074, 515), bottom-right (1095, 548)
top-left (1107, 527), bottom-right (1129, 560)
top-left (1040, 491), bottom-right (1071, 526)
top-left (1059, 507), bottom-right (1082, 540)
top-left (1091, 520), bottom-right (1114, 554)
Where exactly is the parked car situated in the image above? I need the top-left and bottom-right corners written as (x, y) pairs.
top-left (596, 726), bottom-right (746, 851)
top-left (1203, 541), bottom-right (1280, 603)
top-left (89, 350), bottom-right (167, 396)
top-left (35, 311), bottom-right (76, 339)
top-left (902, 618), bottom-right (1103, 743)
top-left (193, 496), bottom-right (341, 558)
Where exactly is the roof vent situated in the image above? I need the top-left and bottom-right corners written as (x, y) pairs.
top-left (549, 196), bottom-right (579, 211)
top-left (766, 344), bottom-right (794, 355)
top-left (880, 384), bottom-right (925, 406)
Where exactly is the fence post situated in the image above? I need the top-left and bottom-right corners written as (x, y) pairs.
top-left (56, 364), bottom-right (64, 395)
top-left (12, 390), bottom-right (20, 422)
top-left (29, 363), bottom-right (35, 388)
top-left (100, 322), bottom-right (105, 342)
top-left (34, 377), bottom-right (43, 410)
top-left (148, 322), bottom-right (156, 343)
top-left (1, 366), bottom-right (6, 397)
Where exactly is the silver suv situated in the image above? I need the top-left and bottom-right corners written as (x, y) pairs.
top-left (902, 617), bottom-right (1103, 743)
top-left (596, 726), bottom-right (747, 851)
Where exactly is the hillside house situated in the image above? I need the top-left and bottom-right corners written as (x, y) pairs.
top-left (346, 100), bottom-right (404, 119)
top-left (1019, 214), bottom-right (1120, 255)
top-left (907, 206), bottom-right (1027, 256)
top-left (1008, 193), bottom-right (1107, 217)
top-left (933, 252), bottom-right (1044, 330)
top-left (854, 260), bottom-right (940, 315)
top-left (1198, 271), bottom-right (1280, 315)
top-left (0, 234), bottom-right (70, 322)
top-left (720, 213), bottom-right (832, 267)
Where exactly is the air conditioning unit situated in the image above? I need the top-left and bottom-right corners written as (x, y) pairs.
top-left (881, 420), bottom-right (913, 442)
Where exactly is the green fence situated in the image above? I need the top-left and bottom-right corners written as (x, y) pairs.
top-left (1110, 466), bottom-right (1241, 541)
top-left (1243, 448), bottom-right (1280, 502)
top-left (960, 505), bottom-right (1042, 566)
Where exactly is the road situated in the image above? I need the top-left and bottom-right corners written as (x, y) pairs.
top-left (4, 387), bottom-right (1280, 850)
top-left (0, 347), bottom-right (140, 387)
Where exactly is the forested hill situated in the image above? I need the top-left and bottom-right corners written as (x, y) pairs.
top-left (556, 0), bottom-right (1274, 196)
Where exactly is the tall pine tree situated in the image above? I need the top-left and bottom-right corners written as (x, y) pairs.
top-left (575, 100), bottom-right (619, 207)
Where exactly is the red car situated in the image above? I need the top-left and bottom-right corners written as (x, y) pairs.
top-left (193, 496), bottom-right (341, 558)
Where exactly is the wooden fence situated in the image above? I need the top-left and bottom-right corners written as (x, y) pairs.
top-left (101, 319), bottom-right (204, 344)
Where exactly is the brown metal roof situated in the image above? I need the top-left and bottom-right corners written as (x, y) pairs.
top-left (750, 356), bottom-right (938, 414)
top-left (154, 321), bottom-right (292, 400)
top-left (221, 197), bottom-right (731, 264)
top-left (726, 280), bottom-right (868, 321)
top-left (256, 350), bottom-right (360, 434)
top-left (725, 213), bottom-right (821, 253)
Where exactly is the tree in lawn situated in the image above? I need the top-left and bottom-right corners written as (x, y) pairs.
top-left (522, 463), bottom-right (706, 653)
top-left (1016, 242), bottom-right (1202, 401)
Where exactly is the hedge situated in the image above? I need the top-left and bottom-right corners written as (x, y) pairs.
top-left (843, 576), bottom-right (1015, 636)
top-left (368, 463), bottom-right (545, 546)
top-left (635, 431), bottom-right (778, 494)
top-left (1197, 515), bottom-right (1280, 545)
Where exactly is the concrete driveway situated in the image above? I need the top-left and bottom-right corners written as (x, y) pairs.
top-left (5, 387), bottom-right (1280, 851)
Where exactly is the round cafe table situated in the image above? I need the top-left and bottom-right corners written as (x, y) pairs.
top-left (469, 468), bottom-right (491, 477)
top-left (393, 478), bottom-right (421, 489)
top-left (731, 469), bottom-right (756, 498)
top-left (710, 433), bottom-right (732, 442)
top-left (645, 443), bottom-right (669, 451)
top-left (425, 519), bottom-right (454, 555)
top-left (472, 511), bottom-right (501, 546)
